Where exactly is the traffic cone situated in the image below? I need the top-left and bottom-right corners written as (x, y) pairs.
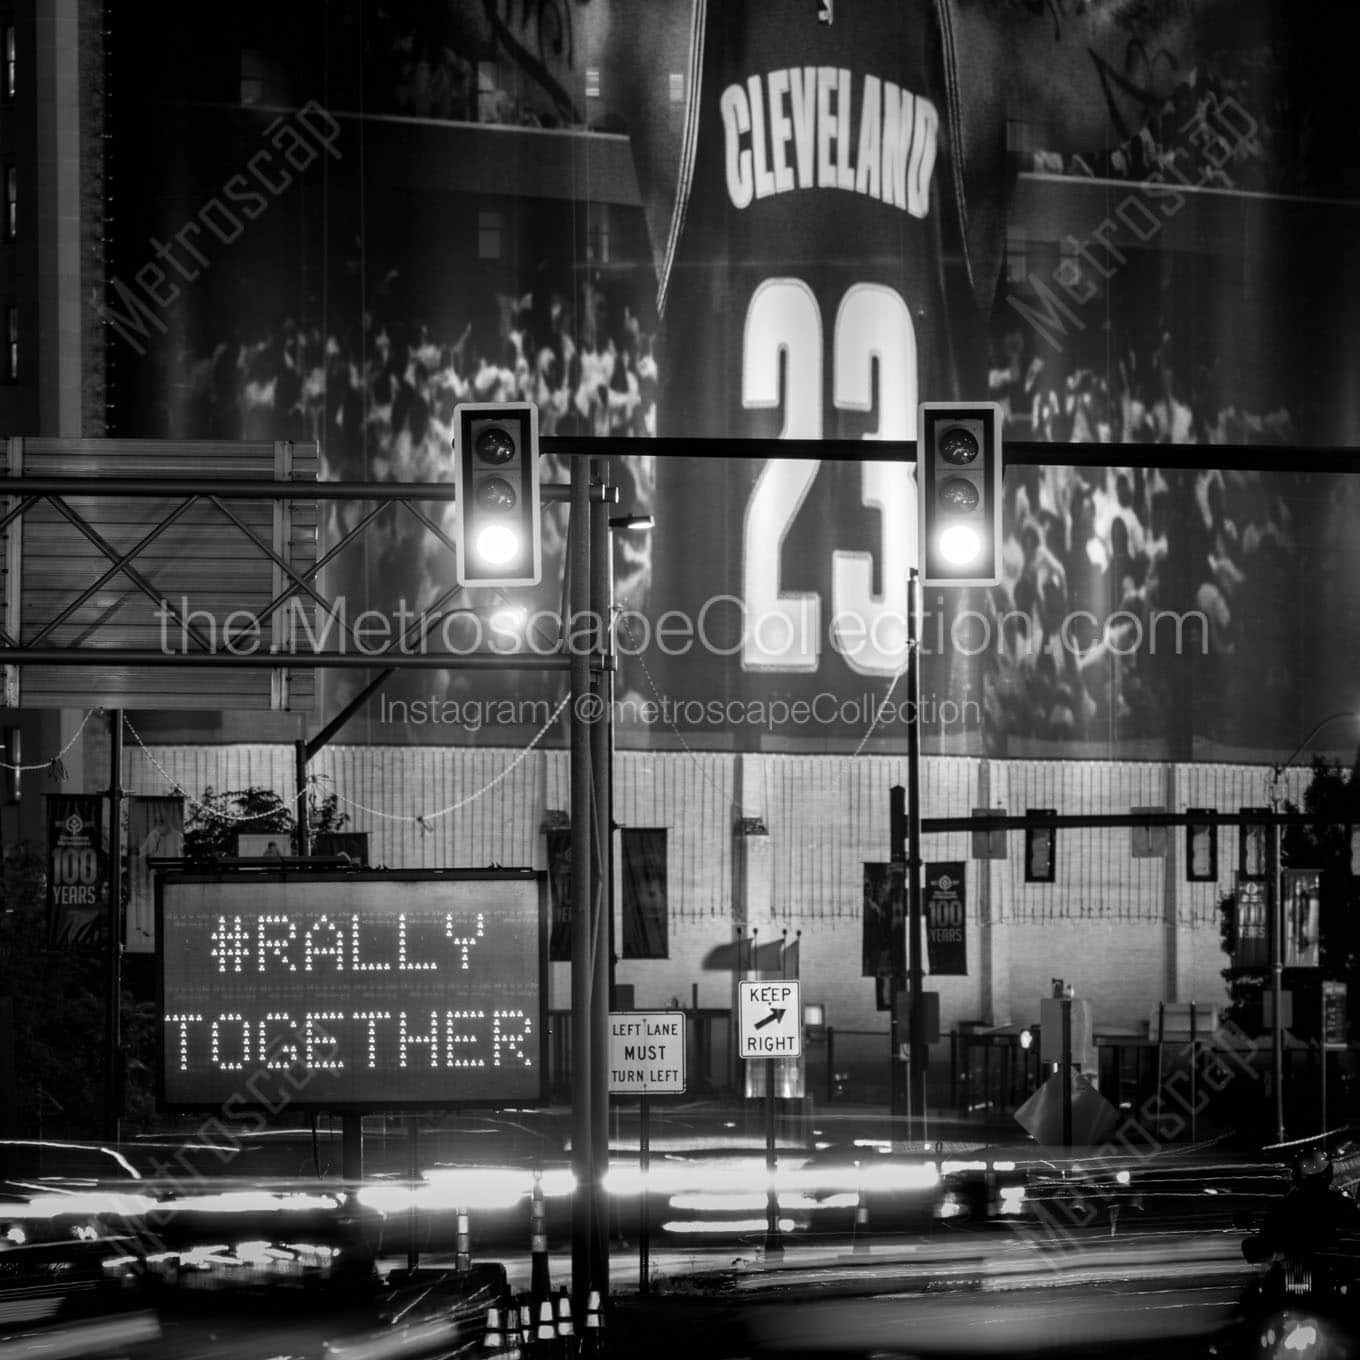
top-left (555, 1286), bottom-right (575, 1348)
top-left (580, 1289), bottom-right (604, 1357)
top-left (484, 1306), bottom-right (504, 1352)
top-left (537, 1298), bottom-right (559, 1354)
top-left (853, 1196), bottom-right (870, 1252)
top-left (501, 1305), bottom-right (523, 1360)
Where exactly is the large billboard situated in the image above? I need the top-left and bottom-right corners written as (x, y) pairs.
top-left (157, 871), bottom-right (547, 1110)
top-left (103, 2), bottom-right (1360, 761)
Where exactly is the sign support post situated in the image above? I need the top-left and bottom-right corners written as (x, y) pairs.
top-left (105, 710), bottom-right (124, 1142)
top-left (407, 1114), bottom-right (419, 1274)
top-left (1061, 995), bottom-right (1073, 1151)
top-left (1322, 985), bottom-right (1328, 1136)
top-left (1269, 818), bottom-right (1285, 1143)
top-left (737, 980), bottom-right (799, 1257)
top-left (639, 1094), bottom-right (651, 1294)
top-left (889, 788), bottom-right (906, 1120)
top-left (764, 1057), bottom-right (782, 1256)
top-left (606, 1011), bottom-right (685, 1293)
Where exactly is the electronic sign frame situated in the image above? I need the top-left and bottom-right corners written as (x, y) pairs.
top-left (156, 869), bottom-right (548, 1113)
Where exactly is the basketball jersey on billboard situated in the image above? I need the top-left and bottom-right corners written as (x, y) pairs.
top-left (660, 0), bottom-right (964, 441)
top-left (634, 1), bottom-right (981, 737)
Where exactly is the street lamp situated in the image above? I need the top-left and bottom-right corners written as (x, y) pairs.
top-left (1267, 710), bottom-right (1360, 1144)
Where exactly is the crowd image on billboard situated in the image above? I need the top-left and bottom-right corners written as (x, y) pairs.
top-left (104, 0), bottom-right (1359, 759)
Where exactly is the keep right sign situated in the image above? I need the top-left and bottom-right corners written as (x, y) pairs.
top-left (738, 979), bottom-right (802, 1059)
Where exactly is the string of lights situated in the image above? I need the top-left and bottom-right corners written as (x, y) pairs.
top-left (324, 691), bottom-right (571, 826)
top-left (0, 707), bottom-right (99, 774)
top-left (124, 695), bottom-right (573, 829)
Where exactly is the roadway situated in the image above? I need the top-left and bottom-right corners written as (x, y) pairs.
top-left (4, 1224), bottom-right (1264, 1360)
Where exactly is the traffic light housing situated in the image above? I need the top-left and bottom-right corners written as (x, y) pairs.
top-left (1024, 811), bottom-right (1056, 882)
top-left (453, 402), bottom-right (541, 588)
top-left (1186, 809), bottom-right (1218, 881)
top-left (917, 402), bottom-right (1003, 587)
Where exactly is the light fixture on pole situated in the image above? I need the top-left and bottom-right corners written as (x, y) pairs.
top-left (1267, 710), bottom-right (1360, 1144)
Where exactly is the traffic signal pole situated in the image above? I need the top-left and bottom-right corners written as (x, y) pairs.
top-left (889, 787), bottom-right (906, 1119)
top-left (569, 455), bottom-right (595, 1316)
top-left (907, 568), bottom-right (927, 1143)
top-left (589, 456), bottom-right (613, 1306)
top-left (1268, 817), bottom-right (1284, 1144)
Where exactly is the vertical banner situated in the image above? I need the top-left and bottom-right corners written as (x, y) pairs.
top-left (1324, 982), bottom-right (1348, 1048)
top-left (126, 796), bottom-right (184, 953)
top-left (545, 827), bottom-right (572, 961)
top-left (1284, 869), bottom-right (1321, 968)
top-left (45, 794), bottom-right (107, 948)
top-left (862, 862), bottom-right (905, 978)
top-left (924, 862), bottom-right (968, 975)
top-left (1233, 878), bottom-right (1270, 967)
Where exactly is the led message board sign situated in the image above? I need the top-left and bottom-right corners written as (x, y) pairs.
top-left (157, 871), bottom-right (546, 1111)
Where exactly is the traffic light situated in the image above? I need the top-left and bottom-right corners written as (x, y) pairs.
top-left (1024, 811), bottom-right (1056, 882)
top-left (453, 402), bottom-right (541, 588)
top-left (917, 402), bottom-right (1003, 587)
top-left (1186, 809), bottom-right (1218, 881)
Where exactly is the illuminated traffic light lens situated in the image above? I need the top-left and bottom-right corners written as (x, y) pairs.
top-left (939, 524), bottom-right (983, 566)
top-left (938, 477), bottom-right (980, 512)
top-left (474, 426), bottom-right (517, 465)
top-left (475, 524), bottom-right (521, 566)
top-left (476, 476), bottom-right (518, 511)
top-left (939, 427), bottom-right (979, 464)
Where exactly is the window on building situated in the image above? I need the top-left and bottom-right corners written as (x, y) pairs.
top-left (5, 165), bottom-right (15, 242)
top-left (622, 828), bottom-right (668, 959)
top-left (3, 27), bottom-right (13, 101)
top-left (477, 210), bottom-right (502, 260)
top-left (5, 306), bottom-right (15, 382)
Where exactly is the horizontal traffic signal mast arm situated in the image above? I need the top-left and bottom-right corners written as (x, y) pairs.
top-left (2, 444), bottom-right (1351, 486)
top-left (538, 437), bottom-right (1358, 474)
top-left (924, 810), bottom-right (1348, 833)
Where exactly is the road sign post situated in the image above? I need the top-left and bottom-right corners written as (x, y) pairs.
top-left (608, 1011), bottom-right (686, 1293)
top-left (738, 981), bottom-right (800, 1257)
